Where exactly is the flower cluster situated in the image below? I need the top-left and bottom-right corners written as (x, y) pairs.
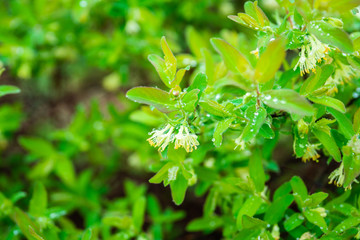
top-left (147, 124), bottom-right (199, 152)
top-left (302, 143), bottom-right (321, 162)
top-left (294, 35), bottom-right (329, 76)
top-left (324, 61), bottom-right (357, 95)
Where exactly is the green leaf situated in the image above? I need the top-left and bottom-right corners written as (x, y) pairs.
top-left (354, 107), bottom-right (360, 133)
top-left (264, 194), bottom-right (294, 224)
top-left (244, 1), bottom-right (258, 22)
top-left (308, 96), bottom-right (346, 113)
top-left (343, 149), bottom-right (360, 189)
top-left (241, 215), bottom-right (268, 229)
top-left (187, 72), bottom-right (208, 100)
top-left (161, 36), bottom-right (177, 80)
top-left (148, 54), bottom-right (171, 88)
top-left (228, 14), bottom-right (261, 30)
top-left (203, 188), bottom-right (218, 217)
top-left (239, 106), bottom-right (267, 142)
top-left (303, 208), bottom-right (328, 232)
top-left (29, 182), bottom-right (47, 217)
top-left (55, 157), bottom-right (76, 187)
top-left (303, 192), bottom-right (328, 208)
top-left (0, 85), bottom-right (20, 97)
top-left (284, 213), bottom-right (305, 232)
top-left (308, 20), bottom-right (353, 53)
top-left (327, 107), bottom-right (355, 139)
top-left (300, 65), bottom-right (334, 95)
top-left (213, 117), bottom-right (235, 147)
top-left (187, 217), bottom-right (223, 231)
top-left (210, 38), bottom-right (252, 78)
top-left (328, 0), bottom-right (360, 13)
top-left (249, 148), bottom-right (266, 192)
top-left (202, 48), bottom-right (216, 85)
top-left (126, 87), bottom-right (177, 113)
top-left (290, 176), bottom-right (308, 201)
top-left (102, 215), bottom-right (132, 229)
top-left (132, 196), bottom-right (146, 232)
top-left (293, 125), bottom-right (308, 158)
top-left (312, 125), bottom-right (341, 162)
top-left (81, 228), bottom-right (93, 240)
top-left (236, 195), bottom-right (262, 228)
top-left (294, 8), bottom-right (304, 26)
top-left (258, 123), bottom-right (275, 139)
top-left (333, 217), bottom-right (360, 233)
top-left (171, 68), bottom-right (187, 87)
top-left (261, 89), bottom-right (314, 116)
top-left (170, 173), bottom-right (188, 205)
top-left (255, 38), bottom-right (285, 83)
top-left (186, 27), bottom-right (209, 59)
top-left (273, 182), bottom-right (292, 200)
top-left (12, 208), bottom-right (44, 240)
top-left (182, 89), bottom-right (199, 112)
top-left (199, 99), bottom-right (231, 117)
top-left (19, 137), bottom-right (55, 158)
top-left (149, 162), bottom-right (175, 184)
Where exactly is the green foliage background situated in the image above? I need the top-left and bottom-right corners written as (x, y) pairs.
top-left (1, 0), bottom-right (360, 239)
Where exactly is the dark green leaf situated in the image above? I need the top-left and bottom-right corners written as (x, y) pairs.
top-left (187, 217), bottom-right (223, 231)
top-left (284, 213), bottom-right (305, 232)
top-left (249, 149), bottom-right (266, 192)
top-left (132, 196), bottom-right (146, 232)
top-left (327, 107), bottom-right (355, 139)
top-left (312, 126), bottom-right (341, 162)
top-left (236, 195), bottom-right (262, 228)
top-left (264, 194), bottom-right (294, 224)
top-left (303, 208), bottom-right (328, 232)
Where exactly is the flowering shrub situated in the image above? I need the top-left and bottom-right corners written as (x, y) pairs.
top-left (126, 0), bottom-right (360, 238)
top-left (1, 0), bottom-right (360, 239)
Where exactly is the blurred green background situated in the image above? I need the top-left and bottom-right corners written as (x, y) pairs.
top-left (0, 0), bottom-right (258, 239)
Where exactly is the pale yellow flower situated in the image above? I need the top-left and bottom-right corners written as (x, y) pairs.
top-left (328, 162), bottom-right (346, 188)
top-left (147, 124), bottom-right (174, 152)
top-left (174, 125), bottom-right (199, 152)
top-left (294, 35), bottom-right (329, 76)
top-left (302, 143), bottom-right (321, 162)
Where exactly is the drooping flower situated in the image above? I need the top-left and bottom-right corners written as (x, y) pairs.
top-left (302, 143), bottom-right (321, 162)
top-left (147, 124), bottom-right (174, 152)
top-left (324, 61), bottom-right (357, 94)
top-left (328, 162), bottom-right (346, 188)
top-left (174, 125), bottom-right (199, 152)
top-left (294, 35), bottom-right (329, 76)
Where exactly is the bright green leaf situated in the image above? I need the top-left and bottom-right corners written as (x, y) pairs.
top-left (261, 89), bottom-right (314, 116)
top-left (126, 87), bottom-right (177, 113)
